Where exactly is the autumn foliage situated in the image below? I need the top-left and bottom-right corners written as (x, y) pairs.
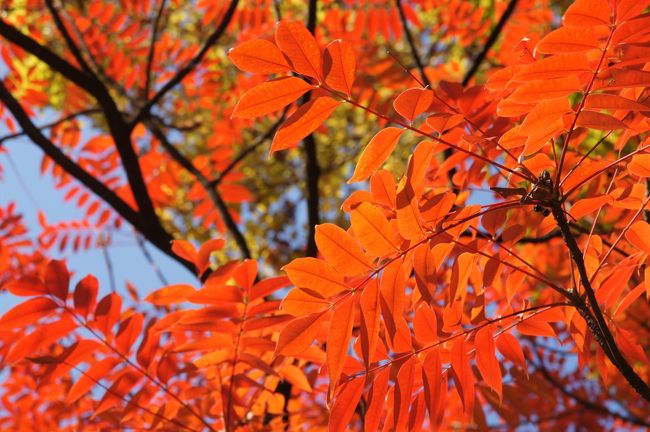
top-left (2, 0), bottom-right (650, 430)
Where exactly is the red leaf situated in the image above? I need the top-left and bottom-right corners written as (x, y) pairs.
top-left (315, 223), bottom-right (372, 276)
top-left (74, 275), bottom-right (98, 319)
top-left (422, 348), bottom-right (446, 429)
top-left (171, 240), bottom-right (197, 266)
top-left (360, 279), bottom-right (381, 367)
top-left (283, 257), bottom-right (349, 298)
top-left (232, 77), bottom-right (314, 119)
top-left (5, 276), bottom-right (47, 297)
top-left (395, 356), bottom-right (419, 431)
top-left (271, 96), bottom-right (341, 152)
top-left (327, 295), bottom-right (355, 391)
top-left (5, 316), bottom-right (77, 363)
top-left (328, 377), bottom-right (365, 432)
top-left (115, 313), bottom-right (144, 355)
top-left (626, 221), bottom-right (650, 254)
top-left (450, 337), bottom-right (475, 417)
top-left (350, 202), bottom-right (399, 257)
top-left (475, 326), bottom-right (502, 401)
top-left (66, 357), bottom-right (121, 404)
top-left (44, 259), bottom-right (70, 301)
top-left (228, 38), bottom-right (290, 74)
top-left (145, 284), bottom-right (196, 305)
top-left (323, 40), bottom-right (356, 96)
top-left (0, 297), bottom-right (59, 329)
top-left (274, 310), bottom-right (327, 357)
top-left (393, 88), bottom-right (433, 122)
top-left (349, 127), bottom-right (404, 183)
top-left (275, 21), bottom-right (322, 80)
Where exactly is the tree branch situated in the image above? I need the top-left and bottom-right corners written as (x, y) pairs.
top-left (131, 0), bottom-right (239, 126)
top-left (551, 200), bottom-right (650, 401)
top-left (144, 0), bottom-right (168, 99)
top-left (0, 108), bottom-right (99, 145)
top-left (394, 0), bottom-right (430, 87)
top-left (148, 120), bottom-right (252, 260)
top-left (462, 0), bottom-right (519, 86)
top-left (537, 360), bottom-right (650, 427)
top-left (0, 81), bottom-right (194, 273)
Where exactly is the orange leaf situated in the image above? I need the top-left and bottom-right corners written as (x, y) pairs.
top-left (5, 276), bottom-right (47, 297)
top-left (517, 316), bottom-right (557, 337)
top-left (283, 257), bottom-right (349, 298)
top-left (0, 297), bottom-right (59, 329)
top-left (569, 195), bottom-right (612, 219)
top-left (271, 96), bottom-right (341, 152)
top-left (66, 357), bottom-right (121, 404)
top-left (604, 68), bottom-right (650, 89)
top-left (628, 154), bottom-right (650, 177)
top-left (519, 97), bottom-right (571, 136)
top-left (626, 221), bottom-right (650, 254)
top-left (536, 27), bottom-right (603, 54)
top-left (228, 38), bottom-right (290, 74)
top-left (513, 53), bottom-right (592, 82)
top-left (450, 337), bottom-right (475, 417)
top-left (496, 331), bottom-right (527, 369)
top-left (73, 275), bottom-right (98, 319)
top-left (393, 88), bottom-right (433, 122)
top-left (44, 259), bottom-right (70, 301)
top-left (395, 357), bottom-right (419, 431)
top-left (115, 312), bottom-right (143, 355)
top-left (323, 39), bottom-right (356, 96)
top-left (327, 295), bottom-right (355, 391)
top-left (315, 223), bottom-right (372, 276)
top-left (275, 21), bottom-right (322, 80)
top-left (396, 176), bottom-right (425, 240)
top-left (584, 93), bottom-right (649, 111)
top-left (281, 288), bottom-right (331, 316)
top-left (196, 238), bottom-right (225, 275)
top-left (360, 279), bottom-right (380, 367)
top-left (364, 368), bottom-right (390, 431)
top-left (563, 0), bottom-right (611, 27)
top-left (508, 75), bottom-right (582, 103)
top-left (145, 284), bottom-right (196, 305)
top-left (349, 127), bottom-right (404, 183)
top-left (6, 315), bottom-right (77, 363)
top-left (475, 326), bottom-right (502, 401)
top-left (278, 364), bottom-right (313, 392)
top-left (232, 77), bottom-right (314, 119)
top-left (413, 303), bottom-right (437, 345)
top-left (422, 349), bottom-right (446, 428)
top-left (350, 202), bottom-right (399, 257)
top-left (329, 377), bottom-right (365, 432)
top-left (170, 240), bottom-right (197, 266)
top-left (274, 310), bottom-right (327, 357)
top-left (575, 111), bottom-right (627, 130)
top-left (380, 259), bottom-right (412, 353)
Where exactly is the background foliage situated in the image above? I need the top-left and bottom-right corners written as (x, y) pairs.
top-left (0, 0), bottom-right (650, 430)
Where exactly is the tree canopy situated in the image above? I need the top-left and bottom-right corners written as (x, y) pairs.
top-left (1, 0), bottom-right (650, 430)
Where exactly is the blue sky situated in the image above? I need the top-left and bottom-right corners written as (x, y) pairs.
top-left (0, 124), bottom-right (195, 313)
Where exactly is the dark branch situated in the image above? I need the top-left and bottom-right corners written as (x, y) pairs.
top-left (552, 201), bottom-right (650, 402)
top-left (537, 360), bottom-right (650, 427)
top-left (145, 0), bottom-right (168, 99)
top-left (148, 120), bottom-right (252, 260)
top-left (0, 82), bottom-right (193, 273)
top-left (462, 0), bottom-right (519, 86)
top-left (0, 108), bottom-right (99, 145)
top-left (131, 0), bottom-right (239, 126)
top-left (210, 112), bottom-right (286, 187)
top-left (394, 0), bottom-right (431, 87)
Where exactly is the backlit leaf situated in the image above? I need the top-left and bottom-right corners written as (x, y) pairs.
top-left (323, 40), bottom-right (356, 96)
top-left (271, 96), bottom-right (341, 152)
top-left (276, 21), bottom-right (322, 80)
top-left (349, 127), bottom-right (404, 183)
top-left (232, 77), bottom-right (313, 119)
top-left (315, 223), bottom-right (373, 276)
top-left (228, 38), bottom-right (290, 74)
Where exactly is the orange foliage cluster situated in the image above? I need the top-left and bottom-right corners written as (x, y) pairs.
top-left (1, 0), bottom-right (650, 430)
